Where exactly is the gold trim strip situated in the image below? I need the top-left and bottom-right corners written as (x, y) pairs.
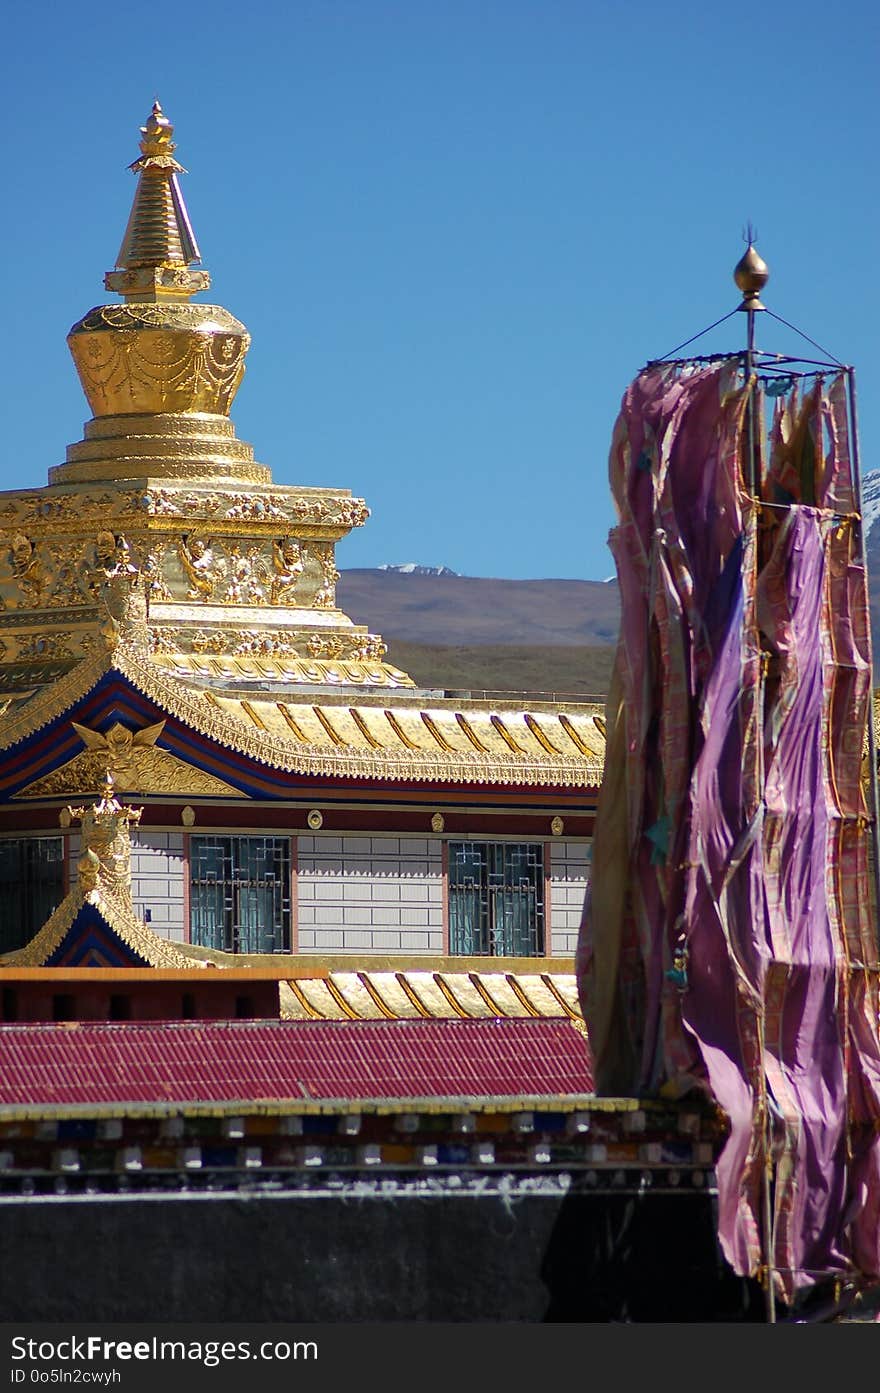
top-left (313, 707), bottom-right (348, 747)
top-left (431, 974), bottom-right (472, 1018)
top-left (240, 700), bottom-right (267, 731)
top-left (540, 973), bottom-right (581, 1020)
top-left (322, 977), bottom-right (361, 1020)
top-left (283, 979), bottom-right (324, 1020)
top-left (384, 711), bottom-right (420, 752)
top-left (420, 712), bottom-right (456, 753)
top-left (468, 972), bottom-right (511, 1017)
top-left (558, 714), bottom-right (593, 757)
top-left (490, 715), bottom-right (525, 754)
top-left (276, 703), bottom-right (309, 742)
top-left (524, 714), bottom-right (563, 756)
top-left (394, 971), bottom-right (432, 1016)
top-left (455, 713), bottom-right (489, 753)
top-left (504, 973), bottom-right (542, 1018)
top-left (356, 973), bottom-right (399, 1020)
top-left (349, 708), bottom-right (384, 749)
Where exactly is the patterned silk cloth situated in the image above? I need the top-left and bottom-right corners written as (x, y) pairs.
top-left (577, 359), bottom-right (880, 1306)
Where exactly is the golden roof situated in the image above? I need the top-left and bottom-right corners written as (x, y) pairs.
top-left (280, 969), bottom-right (582, 1022)
top-left (2, 639), bottom-right (605, 793)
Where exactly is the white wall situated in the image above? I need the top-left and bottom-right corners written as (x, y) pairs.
top-left (129, 831), bottom-right (186, 941)
top-left (296, 835), bottom-right (444, 954)
top-left (549, 839), bottom-right (591, 955)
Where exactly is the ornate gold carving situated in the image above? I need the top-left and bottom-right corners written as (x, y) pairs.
top-left (234, 632), bottom-right (296, 657)
top-left (306, 634), bottom-right (345, 660)
top-left (142, 547), bottom-right (172, 601)
top-left (307, 809), bottom-right (324, 830)
top-left (224, 543), bottom-right (267, 604)
top-left (270, 539), bottom-right (304, 605)
top-left (68, 303), bottom-right (250, 419)
top-left (16, 632), bottom-right (73, 661)
top-left (190, 629), bottom-right (228, 654)
top-left (0, 642), bottom-right (601, 786)
top-left (67, 774), bottom-right (142, 903)
top-left (1, 533), bottom-right (46, 607)
top-left (71, 719), bottom-right (165, 783)
top-left (181, 805), bottom-right (195, 826)
top-left (311, 543), bottom-right (340, 608)
top-left (551, 816), bottom-right (564, 836)
top-left (19, 745), bottom-right (243, 799)
top-left (431, 813), bottom-right (445, 833)
top-left (178, 536), bottom-right (226, 600)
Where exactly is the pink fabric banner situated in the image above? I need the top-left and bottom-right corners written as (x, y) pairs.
top-left (579, 360), bottom-right (880, 1309)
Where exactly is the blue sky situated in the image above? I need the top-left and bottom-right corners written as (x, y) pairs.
top-left (6, 0), bottom-right (878, 580)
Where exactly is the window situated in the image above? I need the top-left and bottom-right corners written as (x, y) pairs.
top-left (189, 836), bottom-right (291, 954)
top-left (0, 837), bottom-right (65, 954)
top-left (448, 842), bottom-right (545, 956)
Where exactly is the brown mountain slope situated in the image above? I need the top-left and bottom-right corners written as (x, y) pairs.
top-left (336, 570), bottom-right (621, 647)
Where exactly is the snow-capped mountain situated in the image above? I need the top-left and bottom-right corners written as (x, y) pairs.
top-left (376, 563), bottom-right (460, 577)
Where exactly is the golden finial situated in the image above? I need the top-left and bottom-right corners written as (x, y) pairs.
top-left (105, 100), bottom-right (209, 302)
top-left (133, 100), bottom-right (180, 166)
top-left (734, 227), bottom-right (769, 312)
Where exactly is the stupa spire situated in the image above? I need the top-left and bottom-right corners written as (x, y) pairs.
top-left (105, 101), bottom-right (211, 302)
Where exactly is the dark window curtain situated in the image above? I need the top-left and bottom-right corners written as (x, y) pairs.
top-left (449, 842), bottom-right (544, 956)
top-left (0, 838), bottom-right (64, 953)
top-left (190, 837), bottom-right (291, 953)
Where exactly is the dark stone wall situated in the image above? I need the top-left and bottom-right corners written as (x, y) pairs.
top-left (0, 1187), bottom-right (763, 1322)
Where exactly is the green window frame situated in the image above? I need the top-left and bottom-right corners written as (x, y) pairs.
top-left (448, 841), bottom-right (545, 956)
top-left (189, 835), bottom-right (291, 954)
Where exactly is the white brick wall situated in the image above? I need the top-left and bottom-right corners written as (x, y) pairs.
top-left (130, 831), bottom-right (186, 941)
top-left (297, 835), bottom-right (444, 954)
top-left (66, 829), bottom-right (186, 942)
top-left (549, 839), bottom-right (591, 955)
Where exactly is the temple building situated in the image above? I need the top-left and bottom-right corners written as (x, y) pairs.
top-left (0, 101), bottom-right (602, 977)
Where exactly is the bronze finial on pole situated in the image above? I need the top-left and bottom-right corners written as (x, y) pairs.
top-left (736, 230), bottom-right (769, 500)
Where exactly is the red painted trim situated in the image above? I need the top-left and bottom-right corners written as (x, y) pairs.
top-left (544, 841), bottom-right (552, 958)
top-left (290, 836), bottom-right (299, 955)
top-left (182, 832), bottom-right (191, 945)
top-left (441, 841), bottom-right (449, 955)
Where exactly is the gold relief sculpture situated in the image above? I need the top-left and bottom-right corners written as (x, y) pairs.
top-left (270, 538), bottom-right (304, 605)
top-left (225, 494), bottom-right (288, 521)
top-left (141, 547), bottom-right (172, 601)
top-left (20, 722), bottom-right (243, 799)
top-left (234, 632), bottom-right (297, 657)
top-left (189, 629), bottom-right (228, 654)
top-left (2, 533), bottom-right (45, 608)
top-left (306, 634), bottom-right (345, 660)
top-left (72, 719), bottom-right (165, 783)
top-left (351, 635), bottom-right (388, 661)
top-left (67, 773), bottom-right (142, 903)
top-left (311, 543), bottom-right (340, 609)
top-left (224, 543), bottom-right (267, 604)
top-left (16, 633), bottom-right (73, 661)
top-left (178, 536), bottom-right (226, 600)
top-left (84, 531), bottom-right (140, 602)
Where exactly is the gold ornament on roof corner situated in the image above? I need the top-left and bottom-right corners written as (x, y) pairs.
top-left (67, 772), bottom-right (142, 903)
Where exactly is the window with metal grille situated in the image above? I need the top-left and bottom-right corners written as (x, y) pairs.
top-left (0, 837), bottom-right (64, 954)
top-left (189, 836), bottom-right (291, 954)
top-left (448, 842), bottom-right (545, 956)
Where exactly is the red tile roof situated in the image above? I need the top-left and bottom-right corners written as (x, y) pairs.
top-left (0, 1018), bottom-right (593, 1106)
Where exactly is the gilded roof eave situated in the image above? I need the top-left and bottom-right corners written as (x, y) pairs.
top-left (1, 885), bottom-right (194, 970)
top-left (0, 643), bottom-right (606, 788)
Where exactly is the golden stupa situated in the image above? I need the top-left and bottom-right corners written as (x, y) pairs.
top-left (0, 102), bottom-right (413, 694)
